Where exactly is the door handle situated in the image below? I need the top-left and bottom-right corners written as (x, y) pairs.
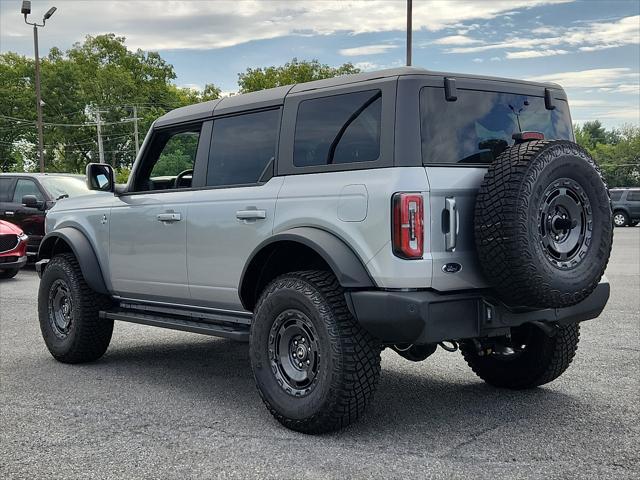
top-left (444, 197), bottom-right (458, 252)
top-left (236, 209), bottom-right (266, 221)
top-left (156, 212), bottom-right (181, 222)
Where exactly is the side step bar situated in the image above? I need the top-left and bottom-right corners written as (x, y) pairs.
top-left (100, 309), bottom-right (250, 341)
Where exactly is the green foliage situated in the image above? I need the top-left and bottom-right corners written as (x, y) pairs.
top-left (575, 123), bottom-right (640, 187)
top-left (237, 58), bottom-right (359, 93)
top-left (1, 34), bottom-right (219, 173)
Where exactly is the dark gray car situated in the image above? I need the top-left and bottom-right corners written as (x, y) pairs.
top-left (611, 188), bottom-right (640, 227)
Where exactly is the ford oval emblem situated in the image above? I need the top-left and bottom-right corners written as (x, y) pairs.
top-left (442, 262), bottom-right (462, 274)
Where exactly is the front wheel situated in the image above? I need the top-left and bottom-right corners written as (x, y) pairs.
top-left (250, 271), bottom-right (381, 433)
top-left (38, 253), bottom-right (114, 363)
top-left (460, 323), bottom-right (580, 389)
top-left (613, 211), bottom-right (629, 227)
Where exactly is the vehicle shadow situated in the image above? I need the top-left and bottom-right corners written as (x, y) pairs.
top-left (71, 336), bottom-right (589, 439)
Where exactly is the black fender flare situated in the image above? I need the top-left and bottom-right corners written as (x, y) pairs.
top-left (38, 227), bottom-right (108, 294)
top-left (239, 227), bottom-right (375, 310)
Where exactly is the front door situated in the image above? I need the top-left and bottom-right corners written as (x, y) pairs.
top-left (109, 123), bottom-right (204, 302)
top-left (187, 108), bottom-right (282, 311)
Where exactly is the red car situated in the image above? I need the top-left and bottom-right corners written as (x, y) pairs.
top-left (0, 220), bottom-right (28, 279)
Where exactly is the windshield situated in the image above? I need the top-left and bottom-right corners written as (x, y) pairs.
top-left (420, 88), bottom-right (573, 165)
top-left (39, 176), bottom-right (98, 199)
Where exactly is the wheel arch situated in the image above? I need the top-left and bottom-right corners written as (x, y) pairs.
top-left (239, 227), bottom-right (375, 311)
top-left (38, 228), bottom-right (109, 294)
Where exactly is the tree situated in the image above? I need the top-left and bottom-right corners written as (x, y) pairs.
top-left (0, 34), bottom-right (220, 173)
top-left (237, 58), bottom-right (359, 93)
top-left (575, 123), bottom-right (640, 187)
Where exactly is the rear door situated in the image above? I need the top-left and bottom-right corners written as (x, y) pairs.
top-left (187, 108), bottom-right (283, 311)
top-left (627, 190), bottom-right (640, 219)
top-left (5, 177), bottom-right (46, 254)
top-left (418, 83), bottom-right (574, 291)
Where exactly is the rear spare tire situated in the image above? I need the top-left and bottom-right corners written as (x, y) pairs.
top-left (475, 140), bottom-right (612, 308)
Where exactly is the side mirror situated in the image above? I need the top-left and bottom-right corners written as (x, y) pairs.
top-left (22, 194), bottom-right (45, 210)
top-left (86, 163), bottom-right (115, 192)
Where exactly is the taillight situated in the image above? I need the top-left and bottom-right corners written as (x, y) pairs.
top-left (392, 193), bottom-right (424, 259)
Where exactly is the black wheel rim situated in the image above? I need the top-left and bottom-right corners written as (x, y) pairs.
top-left (268, 309), bottom-right (320, 396)
top-left (48, 279), bottom-right (73, 338)
top-left (538, 178), bottom-right (593, 269)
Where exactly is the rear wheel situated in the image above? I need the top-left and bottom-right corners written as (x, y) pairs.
top-left (250, 270), bottom-right (381, 433)
top-left (613, 211), bottom-right (629, 227)
top-left (38, 253), bottom-right (113, 363)
top-left (460, 323), bottom-right (580, 389)
top-left (0, 268), bottom-right (19, 279)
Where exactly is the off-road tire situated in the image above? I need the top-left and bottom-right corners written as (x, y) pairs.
top-left (0, 268), bottom-right (19, 279)
top-left (475, 140), bottom-right (613, 308)
top-left (613, 211), bottom-right (629, 227)
top-left (460, 323), bottom-right (580, 389)
top-left (250, 270), bottom-right (381, 433)
top-left (38, 253), bottom-right (113, 363)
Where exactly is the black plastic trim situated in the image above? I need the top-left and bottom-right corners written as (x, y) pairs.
top-left (239, 227), bottom-right (375, 310)
top-left (37, 228), bottom-right (108, 294)
top-left (346, 281), bottom-right (610, 344)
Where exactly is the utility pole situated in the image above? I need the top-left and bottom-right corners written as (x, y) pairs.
top-left (406, 0), bottom-right (412, 66)
top-left (22, 2), bottom-right (57, 173)
top-left (132, 105), bottom-right (140, 158)
top-left (95, 109), bottom-right (105, 164)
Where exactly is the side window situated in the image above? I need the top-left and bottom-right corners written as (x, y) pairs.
top-left (294, 90), bottom-right (382, 167)
top-left (627, 191), bottom-right (640, 201)
top-left (207, 109), bottom-right (279, 187)
top-left (609, 191), bottom-right (623, 201)
top-left (12, 179), bottom-right (44, 203)
top-left (134, 125), bottom-right (201, 191)
top-left (0, 178), bottom-right (14, 202)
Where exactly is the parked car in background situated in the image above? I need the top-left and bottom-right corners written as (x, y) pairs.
top-left (0, 220), bottom-right (28, 279)
top-left (0, 173), bottom-right (97, 257)
top-left (610, 188), bottom-right (640, 227)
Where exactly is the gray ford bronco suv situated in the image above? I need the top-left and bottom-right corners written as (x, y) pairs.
top-left (36, 67), bottom-right (613, 433)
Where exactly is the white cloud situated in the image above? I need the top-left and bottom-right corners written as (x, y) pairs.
top-left (472, 58), bottom-right (484, 63)
top-left (0, 0), bottom-right (572, 52)
top-left (353, 61), bottom-right (380, 71)
top-left (339, 44), bottom-right (397, 56)
top-left (528, 68), bottom-right (640, 88)
top-left (490, 56), bottom-right (502, 61)
top-left (506, 49), bottom-right (569, 59)
top-left (432, 35), bottom-right (481, 46)
top-left (441, 15), bottom-right (639, 58)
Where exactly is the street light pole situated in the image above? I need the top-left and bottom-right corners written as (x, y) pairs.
top-left (406, 0), bottom-right (412, 66)
top-left (21, 1), bottom-right (57, 173)
top-left (32, 24), bottom-right (44, 173)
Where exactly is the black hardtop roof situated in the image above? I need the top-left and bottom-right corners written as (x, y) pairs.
top-left (156, 66), bottom-right (564, 127)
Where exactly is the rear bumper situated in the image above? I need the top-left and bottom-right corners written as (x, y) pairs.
top-left (0, 255), bottom-right (27, 270)
top-left (346, 280), bottom-right (610, 344)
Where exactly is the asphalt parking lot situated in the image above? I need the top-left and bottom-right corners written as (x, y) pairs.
top-left (1, 228), bottom-right (638, 479)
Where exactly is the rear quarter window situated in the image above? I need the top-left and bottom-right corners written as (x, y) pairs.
top-left (293, 90), bottom-right (382, 167)
top-left (420, 87), bottom-right (574, 165)
top-left (609, 191), bottom-right (624, 201)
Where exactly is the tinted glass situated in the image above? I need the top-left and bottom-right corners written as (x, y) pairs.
top-left (207, 109), bottom-right (279, 187)
top-left (12, 179), bottom-right (44, 202)
top-left (627, 191), bottom-right (640, 201)
top-left (294, 90), bottom-right (381, 167)
top-left (609, 191), bottom-right (623, 201)
top-left (0, 177), bottom-right (13, 202)
top-left (40, 176), bottom-right (97, 199)
top-left (420, 88), bottom-right (573, 164)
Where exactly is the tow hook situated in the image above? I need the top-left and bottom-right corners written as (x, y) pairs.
top-left (531, 321), bottom-right (560, 337)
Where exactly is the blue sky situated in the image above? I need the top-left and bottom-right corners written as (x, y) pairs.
top-left (1, 0), bottom-right (638, 127)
